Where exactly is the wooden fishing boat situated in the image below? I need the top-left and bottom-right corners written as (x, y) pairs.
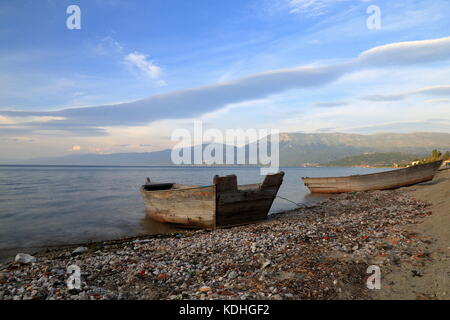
top-left (302, 160), bottom-right (442, 194)
top-left (140, 172), bottom-right (284, 229)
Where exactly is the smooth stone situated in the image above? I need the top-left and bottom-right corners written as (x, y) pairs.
top-left (72, 247), bottom-right (88, 255)
top-left (15, 253), bottom-right (37, 264)
top-left (261, 260), bottom-right (271, 269)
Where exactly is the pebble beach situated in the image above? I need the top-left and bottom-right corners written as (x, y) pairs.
top-left (1, 170), bottom-right (448, 300)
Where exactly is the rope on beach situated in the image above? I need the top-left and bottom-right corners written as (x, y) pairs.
top-left (275, 195), bottom-right (303, 207)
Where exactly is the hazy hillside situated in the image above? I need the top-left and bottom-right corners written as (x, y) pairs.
top-left (9, 132), bottom-right (450, 166)
top-left (322, 152), bottom-right (420, 167)
top-left (278, 132), bottom-right (450, 165)
top-left (13, 150), bottom-right (174, 166)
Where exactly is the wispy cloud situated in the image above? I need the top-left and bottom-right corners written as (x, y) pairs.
top-left (10, 136), bottom-right (35, 143)
top-left (313, 101), bottom-right (350, 107)
top-left (357, 37), bottom-right (450, 67)
top-left (125, 52), bottom-right (162, 80)
top-left (360, 93), bottom-right (405, 102)
top-left (93, 36), bottom-right (124, 56)
top-left (288, 0), bottom-right (329, 15)
top-left (345, 120), bottom-right (450, 134)
top-left (361, 85), bottom-right (450, 102)
top-left (288, 0), bottom-right (356, 16)
top-left (425, 98), bottom-right (450, 104)
top-left (1, 36), bottom-right (450, 136)
top-left (94, 37), bottom-right (166, 86)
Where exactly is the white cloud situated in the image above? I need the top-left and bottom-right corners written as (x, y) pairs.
top-left (0, 115), bottom-right (65, 124)
top-left (288, 0), bottom-right (352, 16)
top-left (278, 95), bottom-right (450, 134)
top-left (11, 136), bottom-right (35, 142)
top-left (425, 98), bottom-right (450, 104)
top-left (417, 85), bottom-right (450, 96)
top-left (94, 36), bottom-right (124, 56)
top-left (313, 101), bottom-right (350, 107)
top-left (2, 36), bottom-right (450, 134)
top-left (357, 37), bottom-right (450, 67)
top-left (125, 52), bottom-right (162, 79)
top-left (289, 0), bottom-right (327, 15)
top-left (0, 115), bottom-right (14, 124)
top-left (93, 37), bottom-right (167, 86)
top-left (361, 85), bottom-right (450, 102)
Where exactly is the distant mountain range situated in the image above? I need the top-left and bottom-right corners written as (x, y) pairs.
top-left (6, 132), bottom-right (450, 167)
top-left (277, 132), bottom-right (450, 166)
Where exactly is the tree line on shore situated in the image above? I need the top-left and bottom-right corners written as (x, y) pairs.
top-left (404, 149), bottom-right (450, 167)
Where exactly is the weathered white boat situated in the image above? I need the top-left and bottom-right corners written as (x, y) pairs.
top-left (140, 172), bottom-right (284, 229)
top-left (302, 160), bottom-right (442, 194)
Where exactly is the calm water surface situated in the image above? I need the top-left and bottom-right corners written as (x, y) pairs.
top-left (0, 166), bottom-right (388, 257)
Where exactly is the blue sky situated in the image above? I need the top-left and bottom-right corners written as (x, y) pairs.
top-left (0, 0), bottom-right (450, 160)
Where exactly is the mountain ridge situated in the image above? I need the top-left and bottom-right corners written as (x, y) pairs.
top-left (5, 132), bottom-right (450, 166)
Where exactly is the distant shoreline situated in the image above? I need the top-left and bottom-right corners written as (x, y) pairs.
top-left (0, 164), bottom-right (394, 169)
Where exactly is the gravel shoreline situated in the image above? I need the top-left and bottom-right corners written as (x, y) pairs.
top-left (0, 188), bottom-right (435, 300)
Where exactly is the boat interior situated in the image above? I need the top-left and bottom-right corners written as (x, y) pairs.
top-left (141, 172), bottom-right (284, 193)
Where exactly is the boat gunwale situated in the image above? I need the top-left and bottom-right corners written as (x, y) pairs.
top-left (140, 183), bottom-right (265, 194)
top-left (301, 160), bottom-right (443, 181)
top-left (140, 184), bottom-right (213, 193)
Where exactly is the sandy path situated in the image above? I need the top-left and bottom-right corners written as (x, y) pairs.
top-left (376, 169), bottom-right (449, 300)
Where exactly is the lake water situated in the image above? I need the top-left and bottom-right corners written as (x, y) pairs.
top-left (0, 165), bottom-right (388, 258)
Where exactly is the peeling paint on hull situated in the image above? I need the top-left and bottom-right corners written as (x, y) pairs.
top-left (140, 172), bottom-right (285, 229)
top-left (302, 161), bottom-right (442, 194)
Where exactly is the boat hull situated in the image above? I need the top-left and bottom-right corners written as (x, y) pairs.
top-left (141, 185), bottom-right (216, 229)
top-left (140, 172), bottom-right (284, 229)
top-left (215, 184), bottom-right (281, 228)
top-left (302, 161), bottom-right (442, 194)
